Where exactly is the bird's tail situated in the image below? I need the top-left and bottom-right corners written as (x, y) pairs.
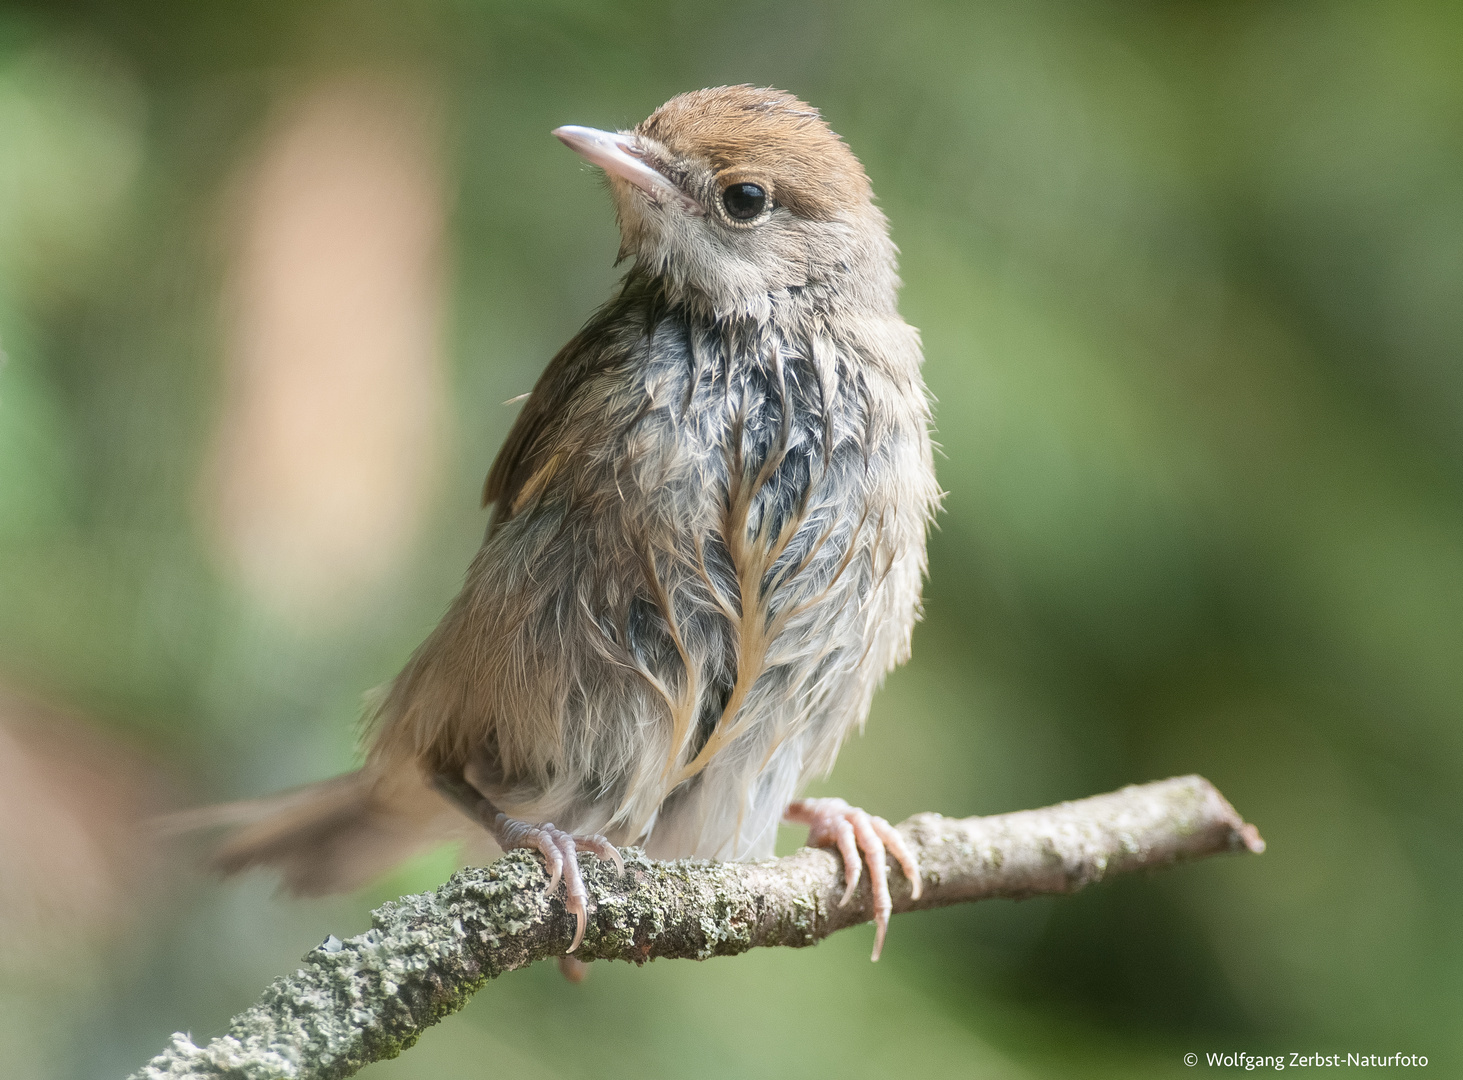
top-left (161, 766), bottom-right (468, 896)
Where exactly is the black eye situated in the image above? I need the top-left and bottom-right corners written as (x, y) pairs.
top-left (722, 182), bottom-right (767, 220)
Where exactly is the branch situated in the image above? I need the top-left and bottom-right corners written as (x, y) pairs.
top-left (129, 775), bottom-right (1264, 1080)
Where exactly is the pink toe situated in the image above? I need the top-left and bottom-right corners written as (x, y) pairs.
top-left (835, 820), bottom-right (861, 905)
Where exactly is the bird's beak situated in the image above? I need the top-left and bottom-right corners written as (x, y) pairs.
top-left (553, 125), bottom-right (704, 216)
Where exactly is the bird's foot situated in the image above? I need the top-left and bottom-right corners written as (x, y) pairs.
top-left (492, 815), bottom-right (624, 952)
top-left (783, 797), bottom-right (921, 961)
top-left (558, 956), bottom-right (590, 983)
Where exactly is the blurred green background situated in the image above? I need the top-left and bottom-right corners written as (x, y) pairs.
top-left (1, 1), bottom-right (1459, 1077)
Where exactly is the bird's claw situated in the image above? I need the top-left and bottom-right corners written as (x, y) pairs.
top-left (784, 797), bottom-right (920, 962)
top-left (493, 817), bottom-right (623, 953)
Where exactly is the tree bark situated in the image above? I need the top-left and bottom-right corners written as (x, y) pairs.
top-left (129, 775), bottom-right (1264, 1080)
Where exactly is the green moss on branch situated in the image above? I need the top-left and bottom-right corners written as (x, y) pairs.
top-left (129, 775), bottom-right (1262, 1080)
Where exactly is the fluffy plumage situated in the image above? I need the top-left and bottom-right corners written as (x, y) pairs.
top-left (205, 86), bottom-right (938, 950)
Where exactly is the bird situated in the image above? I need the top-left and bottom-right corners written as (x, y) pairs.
top-left (200, 85), bottom-right (940, 963)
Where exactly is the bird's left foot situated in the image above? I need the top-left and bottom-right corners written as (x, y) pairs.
top-left (784, 797), bottom-right (921, 961)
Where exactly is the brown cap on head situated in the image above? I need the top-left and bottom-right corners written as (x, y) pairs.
top-left (635, 85), bottom-right (872, 222)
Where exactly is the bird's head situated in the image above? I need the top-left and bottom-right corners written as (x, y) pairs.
top-left (554, 86), bottom-right (897, 321)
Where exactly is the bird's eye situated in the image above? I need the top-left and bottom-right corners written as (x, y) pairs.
top-left (722, 182), bottom-right (767, 221)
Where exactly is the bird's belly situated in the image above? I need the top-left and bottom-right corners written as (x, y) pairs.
top-left (472, 338), bottom-right (930, 862)
top-left (614, 408), bottom-right (921, 858)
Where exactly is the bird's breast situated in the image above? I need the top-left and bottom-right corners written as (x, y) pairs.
top-left (599, 315), bottom-right (909, 794)
top-left (438, 300), bottom-right (933, 859)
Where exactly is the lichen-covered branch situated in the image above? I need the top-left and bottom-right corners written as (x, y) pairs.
top-left (129, 775), bottom-right (1264, 1080)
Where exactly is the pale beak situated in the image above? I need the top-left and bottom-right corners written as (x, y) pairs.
top-left (553, 125), bottom-right (704, 215)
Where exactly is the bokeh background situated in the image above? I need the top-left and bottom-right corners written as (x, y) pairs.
top-left (1, 1), bottom-right (1459, 1076)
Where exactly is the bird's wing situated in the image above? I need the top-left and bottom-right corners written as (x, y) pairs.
top-left (481, 338), bottom-right (580, 523)
top-left (481, 275), bottom-right (660, 530)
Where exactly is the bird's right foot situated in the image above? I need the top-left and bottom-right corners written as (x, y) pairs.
top-left (432, 772), bottom-right (624, 953)
top-left (490, 813), bottom-right (624, 952)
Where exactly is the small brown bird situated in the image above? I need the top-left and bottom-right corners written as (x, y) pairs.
top-left (205, 85), bottom-right (939, 961)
